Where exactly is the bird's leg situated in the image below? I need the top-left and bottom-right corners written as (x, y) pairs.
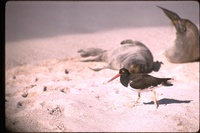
top-left (152, 89), bottom-right (159, 108)
top-left (132, 92), bottom-right (141, 107)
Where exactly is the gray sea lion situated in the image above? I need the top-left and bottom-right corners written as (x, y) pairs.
top-left (78, 39), bottom-right (162, 73)
top-left (158, 6), bottom-right (199, 63)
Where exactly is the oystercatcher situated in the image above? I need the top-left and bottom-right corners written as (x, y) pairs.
top-left (158, 6), bottom-right (199, 63)
top-left (107, 68), bottom-right (172, 108)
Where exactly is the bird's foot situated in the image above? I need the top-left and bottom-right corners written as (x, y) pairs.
top-left (132, 101), bottom-right (138, 107)
top-left (126, 102), bottom-right (138, 108)
top-left (127, 103), bottom-right (135, 108)
top-left (154, 101), bottom-right (159, 108)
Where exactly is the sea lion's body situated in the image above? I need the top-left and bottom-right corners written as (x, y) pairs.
top-left (78, 40), bottom-right (160, 73)
top-left (158, 6), bottom-right (199, 63)
top-left (103, 40), bottom-right (154, 73)
top-left (165, 19), bottom-right (199, 63)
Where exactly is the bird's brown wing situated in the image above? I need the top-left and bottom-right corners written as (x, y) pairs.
top-left (129, 74), bottom-right (170, 89)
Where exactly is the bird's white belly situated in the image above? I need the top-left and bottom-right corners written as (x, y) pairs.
top-left (127, 81), bottom-right (155, 92)
top-left (128, 86), bottom-right (154, 92)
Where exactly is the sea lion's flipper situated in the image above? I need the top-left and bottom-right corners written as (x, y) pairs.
top-left (78, 48), bottom-right (107, 57)
top-left (80, 55), bottom-right (103, 62)
top-left (88, 66), bottom-right (107, 71)
top-left (120, 39), bottom-right (134, 45)
top-left (152, 61), bottom-right (163, 72)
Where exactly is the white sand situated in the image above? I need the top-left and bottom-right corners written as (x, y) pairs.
top-left (5, 1), bottom-right (199, 132)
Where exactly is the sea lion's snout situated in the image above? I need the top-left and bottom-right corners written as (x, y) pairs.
top-left (157, 6), bottom-right (186, 33)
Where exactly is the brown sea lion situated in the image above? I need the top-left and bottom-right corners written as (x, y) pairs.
top-left (158, 6), bottom-right (199, 63)
top-left (78, 39), bottom-right (162, 73)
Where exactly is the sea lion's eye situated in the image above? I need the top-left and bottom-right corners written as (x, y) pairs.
top-left (183, 26), bottom-right (186, 31)
top-left (181, 21), bottom-right (187, 32)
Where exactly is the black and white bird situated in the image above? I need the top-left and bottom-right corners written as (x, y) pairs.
top-left (107, 68), bottom-right (172, 108)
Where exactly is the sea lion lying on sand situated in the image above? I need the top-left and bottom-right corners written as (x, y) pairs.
top-left (78, 39), bottom-right (162, 73)
top-left (158, 6), bottom-right (199, 63)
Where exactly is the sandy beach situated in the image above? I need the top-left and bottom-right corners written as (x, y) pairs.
top-left (5, 1), bottom-right (199, 132)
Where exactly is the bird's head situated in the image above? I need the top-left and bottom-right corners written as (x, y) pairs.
top-left (107, 68), bottom-right (130, 83)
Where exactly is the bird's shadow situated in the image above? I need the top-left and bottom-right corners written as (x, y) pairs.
top-left (143, 98), bottom-right (192, 105)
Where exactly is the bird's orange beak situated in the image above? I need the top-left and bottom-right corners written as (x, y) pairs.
top-left (107, 73), bottom-right (121, 83)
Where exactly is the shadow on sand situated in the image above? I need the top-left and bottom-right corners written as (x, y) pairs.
top-left (143, 98), bottom-right (192, 105)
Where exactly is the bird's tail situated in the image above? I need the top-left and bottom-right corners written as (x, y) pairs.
top-left (158, 78), bottom-right (173, 86)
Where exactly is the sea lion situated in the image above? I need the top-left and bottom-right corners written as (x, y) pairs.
top-left (158, 6), bottom-right (199, 63)
top-left (78, 39), bottom-right (162, 73)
